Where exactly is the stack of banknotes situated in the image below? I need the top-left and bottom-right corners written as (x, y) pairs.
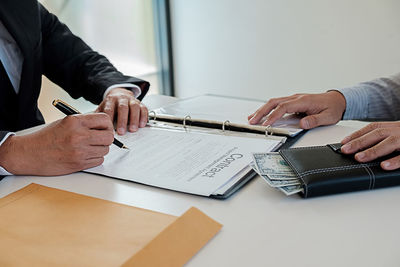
top-left (251, 152), bottom-right (303, 196)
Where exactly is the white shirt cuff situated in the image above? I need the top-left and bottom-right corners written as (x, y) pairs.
top-left (0, 132), bottom-right (15, 176)
top-left (103, 84), bottom-right (142, 100)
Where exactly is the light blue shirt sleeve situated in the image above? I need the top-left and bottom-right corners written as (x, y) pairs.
top-left (337, 72), bottom-right (400, 121)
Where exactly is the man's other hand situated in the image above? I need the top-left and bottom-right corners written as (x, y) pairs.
top-left (248, 91), bottom-right (347, 129)
top-left (96, 87), bottom-right (148, 135)
top-left (341, 122), bottom-right (400, 170)
top-left (0, 113), bottom-right (114, 176)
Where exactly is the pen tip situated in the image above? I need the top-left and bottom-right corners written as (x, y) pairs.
top-left (122, 145), bottom-right (130, 150)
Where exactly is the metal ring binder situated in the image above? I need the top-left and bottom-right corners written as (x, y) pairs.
top-left (265, 125), bottom-right (273, 137)
top-left (222, 120), bottom-right (230, 132)
top-left (148, 111), bottom-right (157, 121)
top-left (183, 115), bottom-right (191, 128)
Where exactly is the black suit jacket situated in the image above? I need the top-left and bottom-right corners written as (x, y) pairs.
top-left (0, 0), bottom-right (150, 141)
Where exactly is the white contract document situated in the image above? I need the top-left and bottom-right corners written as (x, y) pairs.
top-left (86, 126), bottom-right (282, 196)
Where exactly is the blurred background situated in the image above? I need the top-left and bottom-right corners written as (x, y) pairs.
top-left (38, 0), bottom-right (171, 121)
top-left (39, 0), bottom-right (400, 121)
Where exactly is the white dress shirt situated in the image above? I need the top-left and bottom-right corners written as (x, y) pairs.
top-left (0, 20), bottom-right (141, 176)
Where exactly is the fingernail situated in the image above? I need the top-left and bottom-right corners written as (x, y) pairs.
top-left (355, 152), bottom-right (365, 160)
top-left (117, 127), bottom-right (125, 135)
top-left (140, 121), bottom-right (146, 128)
top-left (342, 136), bottom-right (351, 144)
top-left (382, 161), bottom-right (391, 168)
top-left (129, 125), bottom-right (138, 132)
top-left (249, 116), bottom-right (256, 124)
top-left (303, 119), bottom-right (310, 129)
top-left (341, 143), bottom-right (351, 152)
top-left (261, 119), bottom-right (268, 126)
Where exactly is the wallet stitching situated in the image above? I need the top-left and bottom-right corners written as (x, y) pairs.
top-left (361, 164), bottom-right (373, 190)
top-left (281, 146), bottom-right (380, 196)
top-left (370, 166), bottom-right (376, 189)
top-left (280, 153), bottom-right (308, 197)
top-left (281, 148), bottom-right (340, 197)
top-left (365, 165), bottom-right (376, 189)
top-left (282, 146), bottom-right (326, 151)
top-left (296, 162), bottom-right (380, 177)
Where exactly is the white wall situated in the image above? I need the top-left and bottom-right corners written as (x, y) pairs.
top-left (170, 0), bottom-right (400, 100)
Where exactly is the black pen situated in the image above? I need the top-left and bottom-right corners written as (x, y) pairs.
top-left (52, 99), bottom-right (129, 150)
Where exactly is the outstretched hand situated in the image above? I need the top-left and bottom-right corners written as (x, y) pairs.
top-left (341, 122), bottom-right (400, 170)
top-left (248, 91), bottom-right (346, 129)
top-left (96, 87), bottom-right (148, 135)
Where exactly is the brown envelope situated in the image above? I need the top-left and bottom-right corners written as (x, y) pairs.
top-left (0, 184), bottom-right (222, 266)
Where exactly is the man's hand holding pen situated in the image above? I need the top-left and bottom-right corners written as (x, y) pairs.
top-left (0, 113), bottom-right (114, 175)
top-left (0, 88), bottom-right (148, 176)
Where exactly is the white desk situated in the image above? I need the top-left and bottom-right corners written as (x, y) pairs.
top-left (1, 95), bottom-right (400, 267)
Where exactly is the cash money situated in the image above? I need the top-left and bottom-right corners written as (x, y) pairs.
top-left (250, 161), bottom-right (300, 187)
top-left (251, 152), bottom-right (303, 196)
top-left (252, 152), bottom-right (298, 180)
top-left (278, 184), bottom-right (303, 196)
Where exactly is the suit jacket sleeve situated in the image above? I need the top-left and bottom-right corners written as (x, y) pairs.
top-left (0, 131), bottom-right (8, 142)
top-left (39, 4), bottom-right (150, 104)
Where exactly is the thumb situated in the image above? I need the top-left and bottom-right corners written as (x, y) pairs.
top-left (300, 112), bottom-right (335, 129)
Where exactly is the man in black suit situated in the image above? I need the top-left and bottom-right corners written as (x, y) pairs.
top-left (0, 0), bottom-right (150, 176)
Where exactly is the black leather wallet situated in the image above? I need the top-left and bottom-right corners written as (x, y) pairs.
top-left (279, 143), bottom-right (400, 198)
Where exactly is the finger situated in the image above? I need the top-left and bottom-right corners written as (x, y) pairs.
top-left (77, 113), bottom-right (113, 130)
top-left (82, 157), bottom-right (105, 170)
top-left (261, 99), bottom-right (311, 126)
top-left (353, 135), bottom-right (400, 162)
top-left (117, 98), bottom-right (129, 135)
top-left (248, 96), bottom-right (294, 125)
top-left (139, 104), bottom-right (148, 128)
top-left (95, 101), bottom-right (104, 113)
top-left (128, 101), bottom-right (140, 132)
top-left (341, 122), bottom-right (400, 144)
top-left (248, 106), bottom-right (268, 125)
top-left (299, 111), bottom-right (339, 129)
top-left (116, 98), bottom-right (129, 135)
top-left (249, 96), bottom-right (295, 124)
top-left (85, 145), bottom-right (110, 159)
top-left (341, 127), bottom-right (395, 154)
top-left (88, 129), bottom-right (114, 146)
top-left (381, 155), bottom-right (400, 170)
top-left (102, 97), bottom-right (117, 122)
